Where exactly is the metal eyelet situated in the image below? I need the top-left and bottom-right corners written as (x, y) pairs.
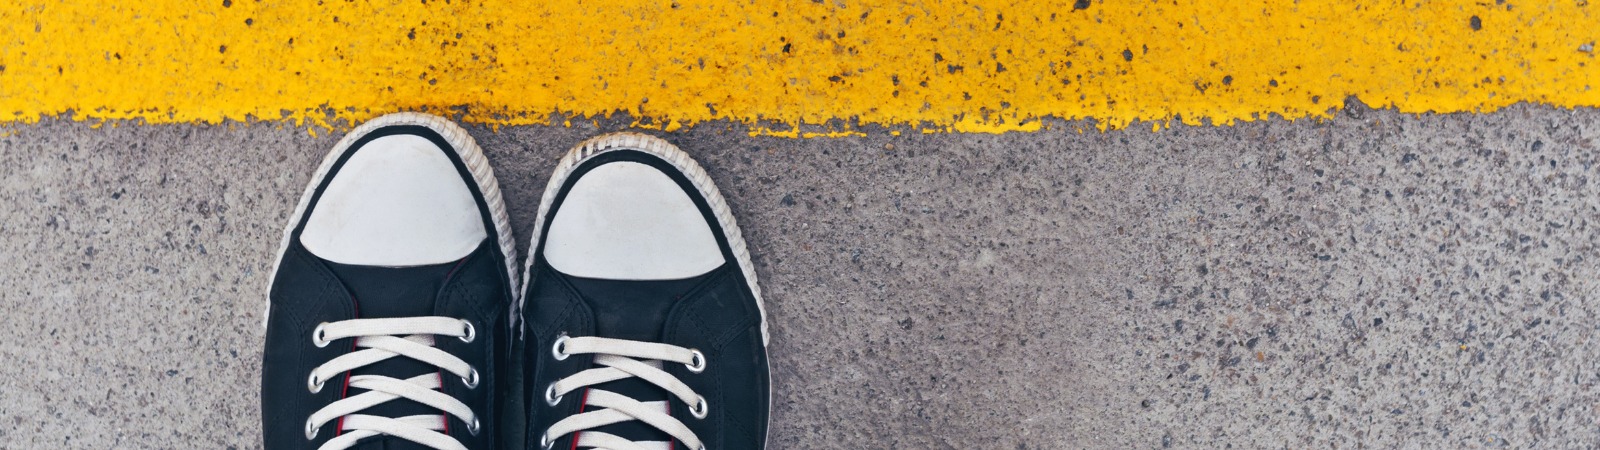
top-left (690, 396), bottom-right (710, 419)
top-left (551, 335), bottom-right (570, 361)
top-left (459, 320), bottom-right (476, 343)
top-left (311, 323), bottom-right (331, 348)
top-left (462, 367), bottom-right (480, 389)
top-left (467, 416), bottom-right (481, 435)
top-left (686, 349), bottom-right (707, 373)
top-left (304, 419), bottom-right (320, 440)
top-left (307, 372), bottom-right (325, 393)
top-left (544, 383), bottom-right (563, 406)
top-left (539, 433), bottom-right (555, 450)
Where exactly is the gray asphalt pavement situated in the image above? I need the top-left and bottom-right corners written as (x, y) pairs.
top-left (3, 106), bottom-right (1599, 448)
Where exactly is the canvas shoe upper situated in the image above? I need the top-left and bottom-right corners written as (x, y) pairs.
top-left (517, 133), bottom-right (771, 450)
top-left (262, 113), bottom-right (519, 450)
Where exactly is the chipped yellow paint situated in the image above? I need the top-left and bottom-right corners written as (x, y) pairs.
top-left (1, 1), bottom-right (1598, 135)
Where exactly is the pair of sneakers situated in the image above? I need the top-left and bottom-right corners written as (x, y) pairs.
top-left (262, 113), bottom-right (771, 450)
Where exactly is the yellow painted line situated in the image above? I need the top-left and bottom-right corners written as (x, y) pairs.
top-left (1, 1), bottom-right (1597, 135)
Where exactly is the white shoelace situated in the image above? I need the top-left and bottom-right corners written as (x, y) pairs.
top-left (304, 317), bottom-right (481, 450)
top-left (540, 336), bottom-right (710, 450)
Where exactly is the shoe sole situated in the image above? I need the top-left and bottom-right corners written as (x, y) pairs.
top-left (263, 112), bottom-right (520, 328)
top-left (517, 132), bottom-right (772, 446)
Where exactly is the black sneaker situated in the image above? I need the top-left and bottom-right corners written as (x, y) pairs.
top-left (262, 113), bottom-right (520, 450)
top-left (518, 133), bottom-right (771, 450)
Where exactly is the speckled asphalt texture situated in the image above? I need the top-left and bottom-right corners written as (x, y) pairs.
top-left (3, 106), bottom-right (1598, 448)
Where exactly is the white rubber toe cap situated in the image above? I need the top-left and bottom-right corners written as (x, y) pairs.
top-left (300, 134), bottom-right (487, 267)
top-left (544, 161), bottom-right (726, 280)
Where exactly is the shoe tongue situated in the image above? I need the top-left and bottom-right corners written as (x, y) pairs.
top-left (561, 270), bottom-right (718, 446)
top-left (343, 438), bottom-right (437, 450)
top-left (573, 366), bottom-right (676, 446)
top-left (324, 259), bottom-right (461, 447)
